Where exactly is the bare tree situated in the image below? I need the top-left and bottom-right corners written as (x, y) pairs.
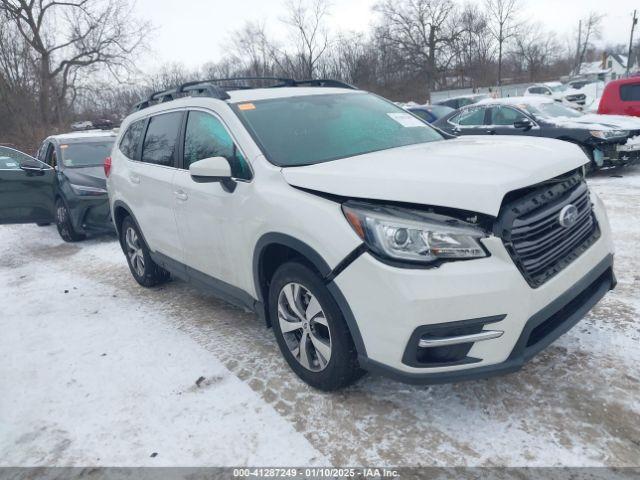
top-left (512, 23), bottom-right (560, 80)
top-left (485, 0), bottom-right (519, 89)
top-left (0, 0), bottom-right (149, 124)
top-left (226, 21), bottom-right (280, 77)
top-left (575, 11), bottom-right (604, 74)
top-left (281, 0), bottom-right (331, 78)
top-left (374, 0), bottom-right (457, 101)
top-left (451, 3), bottom-right (495, 88)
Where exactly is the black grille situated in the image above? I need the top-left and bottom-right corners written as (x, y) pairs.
top-left (496, 172), bottom-right (600, 288)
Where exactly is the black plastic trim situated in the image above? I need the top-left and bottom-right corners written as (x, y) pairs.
top-left (325, 244), bottom-right (366, 282)
top-left (111, 200), bottom-right (149, 248)
top-left (401, 315), bottom-right (506, 368)
top-left (360, 254), bottom-right (614, 384)
top-left (252, 233), bottom-right (367, 357)
top-left (149, 251), bottom-right (257, 313)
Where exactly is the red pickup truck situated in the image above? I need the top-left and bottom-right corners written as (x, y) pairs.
top-left (598, 77), bottom-right (640, 117)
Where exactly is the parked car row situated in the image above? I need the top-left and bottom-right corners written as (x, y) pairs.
top-left (0, 77), bottom-right (621, 392)
top-left (409, 76), bottom-right (640, 170)
top-left (433, 96), bottom-right (640, 169)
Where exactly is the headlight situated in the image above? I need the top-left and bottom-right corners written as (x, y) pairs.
top-left (69, 183), bottom-right (107, 196)
top-left (590, 130), bottom-right (629, 139)
top-left (342, 201), bottom-right (488, 265)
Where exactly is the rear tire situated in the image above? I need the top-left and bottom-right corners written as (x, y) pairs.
top-left (269, 261), bottom-right (364, 391)
top-left (120, 216), bottom-right (170, 287)
top-left (55, 199), bottom-right (86, 242)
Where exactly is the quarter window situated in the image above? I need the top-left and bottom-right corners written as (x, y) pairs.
top-left (141, 112), bottom-right (183, 167)
top-left (183, 111), bottom-right (251, 179)
top-left (119, 119), bottom-right (146, 160)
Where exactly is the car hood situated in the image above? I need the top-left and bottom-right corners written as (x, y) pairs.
top-left (63, 166), bottom-right (106, 189)
top-left (281, 136), bottom-right (587, 216)
top-left (540, 113), bottom-right (640, 131)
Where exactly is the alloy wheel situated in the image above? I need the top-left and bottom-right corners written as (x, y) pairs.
top-left (277, 282), bottom-right (332, 372)
top-left (125, 227), bottom-right (145, 277)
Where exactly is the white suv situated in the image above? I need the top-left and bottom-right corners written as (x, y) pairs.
top-left (106, 78), bottom-right (615, 390)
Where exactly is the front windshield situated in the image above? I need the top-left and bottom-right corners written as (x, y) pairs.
top-left (60, 141), bottom-right (114, 168)
top-left (524, 102), bottom-right (583, 119)
top-left (232, 93), bottom-right (444, 167)
top-left (549, 84), bottom-right (566, 93)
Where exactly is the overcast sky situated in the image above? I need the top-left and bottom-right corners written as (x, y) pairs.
top-left (134, 0), bottom-right (638, 74)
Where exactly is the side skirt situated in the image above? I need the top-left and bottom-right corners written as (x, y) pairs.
top-left (149, 251), bottom-right (259, 315)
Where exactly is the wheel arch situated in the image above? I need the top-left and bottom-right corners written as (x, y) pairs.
top-left (112, 201), bottom-right (150, 249)
top-left (252, 233), bottom-right (367, 358)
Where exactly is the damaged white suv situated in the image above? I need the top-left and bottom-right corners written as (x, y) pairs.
top-left (106, 78), bottom-right (615, 390)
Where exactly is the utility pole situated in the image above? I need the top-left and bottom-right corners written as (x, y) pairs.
top-left (627, 10), bottom-right (638, 76)
top-left (576, 20), bottom-right (582, 74)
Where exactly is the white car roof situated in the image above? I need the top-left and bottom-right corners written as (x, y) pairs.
top-left (543, 81), bottom-right (563, 88)
top-left (476, 96), bottom-right (555, 107)
top-left (48, 130), bottom-right (117, 142)
top-left (438, 93), bottom-right (488, 102)
top-left (227, 86), bottom-right (361, 103)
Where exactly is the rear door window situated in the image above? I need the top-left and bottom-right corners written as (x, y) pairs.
top-left (620, 84), bottom-right (640, 101)
top-left (119, 119), bottom-right (146, 160)
top-left (141, 112), bottom-right (183, 167)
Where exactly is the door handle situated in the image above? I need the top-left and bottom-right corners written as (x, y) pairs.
top-left (129, 174), bottom-right (140, 184)
top-left (174, 190), bottom-right (188, 201)
top-left (485, 129), bottom-right (496, 134)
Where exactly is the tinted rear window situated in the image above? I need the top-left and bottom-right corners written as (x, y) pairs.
top-left (620, 84), bottom-right (640, 102)
top-left (141, 112), bottom-right (183, 166)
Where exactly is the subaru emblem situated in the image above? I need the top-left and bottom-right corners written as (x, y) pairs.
top-left (559, 204), bottom-right (579, 228)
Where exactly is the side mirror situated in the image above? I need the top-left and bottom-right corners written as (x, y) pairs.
top-left (514, 118), bottom-right (533, 130)
top-left (189, 156), bottom-right (232, 181)
top-left (19, 160), bottom-right (46, 173)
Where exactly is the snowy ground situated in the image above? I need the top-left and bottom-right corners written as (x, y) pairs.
top-left (1, 165), bottom-right (639, 468)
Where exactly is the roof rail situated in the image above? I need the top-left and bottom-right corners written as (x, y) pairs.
top-left (131, 77), bottom-right (357, 112)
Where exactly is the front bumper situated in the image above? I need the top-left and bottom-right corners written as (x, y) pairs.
top-left (595, 139), bottom-right (640, 166)
top-left (67, 194), bottom-right (115, 235)
top-left (332, 195), bottom-right (615, 383)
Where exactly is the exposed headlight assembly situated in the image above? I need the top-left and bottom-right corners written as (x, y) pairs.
top-left (590, 130), bottom-right (629, 139)
top-left (69, 183), bottom-right (107, 196)
top-left (342, 201), bottom-right (488, 265)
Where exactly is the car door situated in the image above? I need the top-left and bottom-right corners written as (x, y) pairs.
top-left (172, 109), bottom-right (253, 288)
top-left (132, 111), bottom-right (185, 262)
top-left (447, 106), bottom-right (490, 136)
top-left (0, 146), bottom-right (56, 225)
top-left (488, 106), bottom-right (536, 136)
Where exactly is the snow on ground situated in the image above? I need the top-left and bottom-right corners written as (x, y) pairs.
top-left (0, 236), bottom-right (326, 466)
top-left (1, 165), bottom-right (639, 467)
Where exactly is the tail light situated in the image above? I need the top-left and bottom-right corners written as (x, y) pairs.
top-left (104, 156), bottom-right (112, 177)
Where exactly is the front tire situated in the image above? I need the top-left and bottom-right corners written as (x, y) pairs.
top-left (269, 261), bottom-right (364, 391)
top-left (120, 216), bottom-right (170, 287)
top-left (55, 199), bottom-right (85, 242)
